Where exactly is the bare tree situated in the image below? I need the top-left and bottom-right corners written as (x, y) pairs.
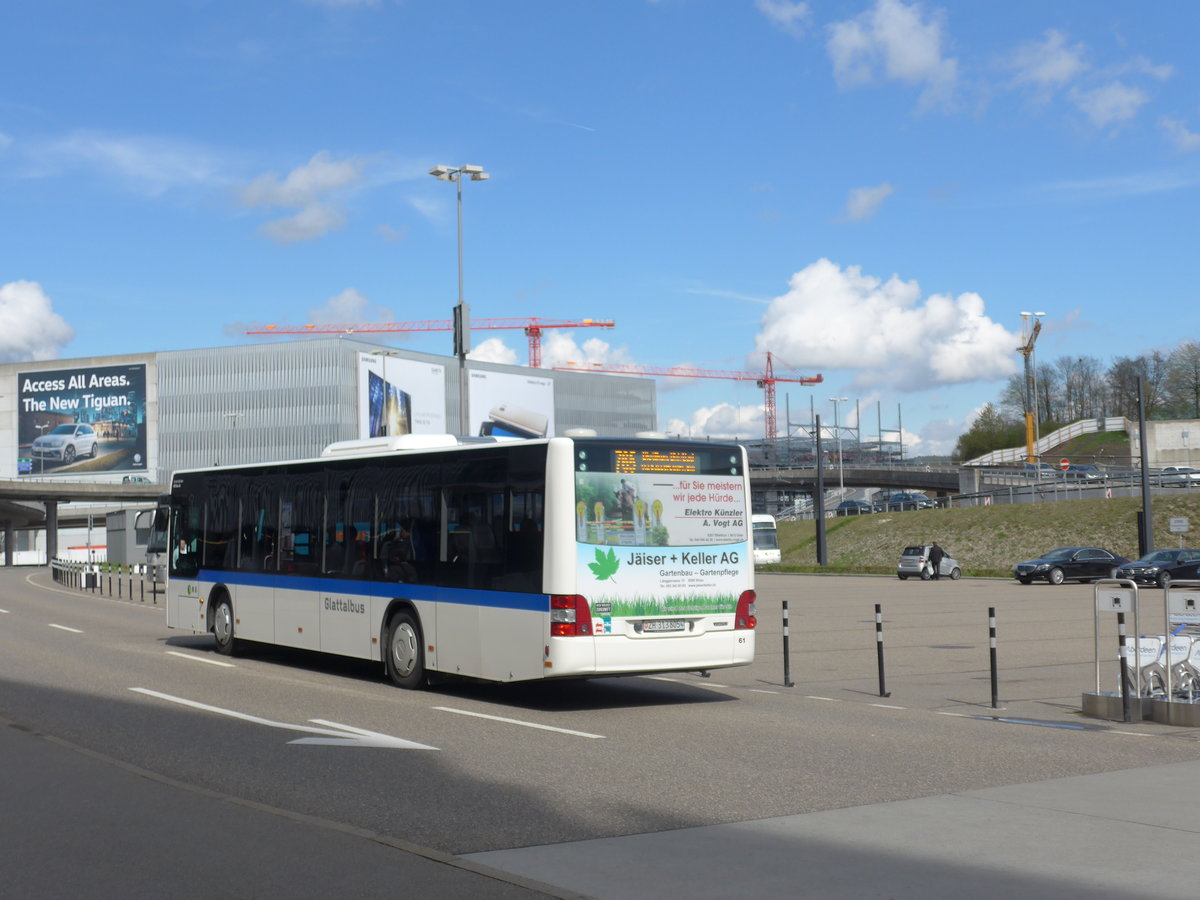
top-left (1166, 340), bottom-right (1200, 418)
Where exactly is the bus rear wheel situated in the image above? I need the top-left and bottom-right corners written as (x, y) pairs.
top-left (386, 609), bottom-right (425, 689)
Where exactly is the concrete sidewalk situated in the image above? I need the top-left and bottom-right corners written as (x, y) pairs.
top-left (467, 759), bottom-right (1200, 899)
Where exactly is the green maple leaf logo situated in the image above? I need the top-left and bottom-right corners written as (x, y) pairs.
top-left (588, 547), bottom-right (619, 583)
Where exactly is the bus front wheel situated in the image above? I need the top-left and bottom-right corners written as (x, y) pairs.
top-left (213, 596), bottom-right (237, 656)
top-left (386, 609), bottom-right (425, 689)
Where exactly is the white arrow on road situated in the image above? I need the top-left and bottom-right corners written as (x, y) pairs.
top-left (130, 688), bottom-right (438, 750)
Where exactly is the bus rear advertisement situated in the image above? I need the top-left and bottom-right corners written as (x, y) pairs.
top-left (165, 435), bottom-right (755, 687)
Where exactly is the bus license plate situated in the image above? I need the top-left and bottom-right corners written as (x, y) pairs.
top-left (642, 620), bottom-right (685, 633)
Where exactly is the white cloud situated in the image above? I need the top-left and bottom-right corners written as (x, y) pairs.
top-left (843, 182), bottom-right (894, 221)
top-left (827, 0), bottom-right (958, 110)
top-left (1070, 81), bottom-right (1148, 128)
top-left (665, 403), bottom-right (764, 441)
top-left (0, 281), bottom-right (75, 362)
top-left (752, 258), bottom-right (1019, 392)
top-left (376, 223), bottom-right (408, 242)
top-left (757, 0), bottom-right (811, 38)
top-left (239, 150), bottom-right (365, 243)
top-left (467, 338), bottom-right (520, 365)
top-left (239, 151), bottom-right (364, 208)
top-left (306, 287), bottom-right (395, 325)
top-left (1161, 117), bottom-right (1200, 153)
top-left (34, 131), bottom-right (224, 195)
top-left (1007, 29), bottom-right (1088, 92)
top-left (540, 331), bottom-right (635, 370)
top-left (260, 204), bottom-right (347, 244)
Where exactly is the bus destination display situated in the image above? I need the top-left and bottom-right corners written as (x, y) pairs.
top-left (613, 448), bottom-right (698, 474)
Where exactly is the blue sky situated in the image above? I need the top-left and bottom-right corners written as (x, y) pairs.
top-left (3, 0), bottom-right (1197, 455)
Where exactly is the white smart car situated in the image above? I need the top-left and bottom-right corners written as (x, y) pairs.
top-left (897, 544), bottom-right (961, 580)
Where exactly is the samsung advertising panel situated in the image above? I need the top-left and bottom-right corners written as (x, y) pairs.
top-left (358, 353), bottom-right (446, 437)
top-left (469, 369), bottom-right (554, 439)
top-left (18, 363), bottom-right (148, 477)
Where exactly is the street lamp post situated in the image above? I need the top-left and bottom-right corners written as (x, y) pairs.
top-left (829, 397), bottom-right (849, 495)
top-left (429, 163), bottom-right (490, 435)
top-left (34, 422), bottom-right (49, 476)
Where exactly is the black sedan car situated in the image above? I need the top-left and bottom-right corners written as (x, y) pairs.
top-left (1115, 548), bottom-right (1200, 588)
top-left (1013, 546), bottom-right (1130, 585)
top-left (835, 500), bottom-right (873, 516)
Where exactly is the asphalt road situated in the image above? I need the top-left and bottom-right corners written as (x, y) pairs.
top-left (2, 568), bottom-right (1198, 897)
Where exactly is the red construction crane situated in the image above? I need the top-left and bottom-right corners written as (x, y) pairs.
top-left (554, 351), bottom-right (822, 443)
top-left (245, 317), bottom-right (615, 368)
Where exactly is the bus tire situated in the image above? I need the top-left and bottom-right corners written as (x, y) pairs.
top-left (213, 595), bottom-right (238, 656)
top-left (386, 609), bottom-right (425, 689)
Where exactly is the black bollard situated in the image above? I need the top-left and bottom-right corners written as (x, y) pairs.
top-left (1117, 612), bottom-right (1132, 724)
top-left (875, 603), bottom-right (890, 698)
top-left (989, 607), bottom-right (999, 709)
top-left (782, 599), bottom-right (794, 687)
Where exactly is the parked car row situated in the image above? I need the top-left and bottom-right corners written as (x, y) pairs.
top-left (1158, 466), bottom-right (1200, 487)
top-left (835, 492), bottom-right (937, 515)
top-left (1013, 546), bottom-right (1129, 585)
top-left (1116, 548), bottom-right (1200, 587)
top-left (1019, 461), bottom-right (1200, 486)
top-left (1013, 545), bottom-right (1200, 588)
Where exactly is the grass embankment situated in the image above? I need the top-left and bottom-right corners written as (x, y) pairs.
top-left (771, 493), bottom-right (1200, 578)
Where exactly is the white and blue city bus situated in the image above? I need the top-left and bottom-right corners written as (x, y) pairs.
top-left (165, 434), bottom-right (756, 687)
top-left (751, 514), bottom-right (781, 566)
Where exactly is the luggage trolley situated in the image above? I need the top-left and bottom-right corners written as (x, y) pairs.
top-left (1092, 578), bottom-right (1144, 696)
top-left (1163, 580), bottom-right (1200, 701)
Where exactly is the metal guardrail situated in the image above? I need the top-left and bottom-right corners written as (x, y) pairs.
top-left (51, 559), bottom-right (159, 604)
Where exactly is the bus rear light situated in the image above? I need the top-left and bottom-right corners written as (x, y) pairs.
top-left (550, 594), bottom-right (592, 637)
top-left (735, 590), bottom-right (757, 630)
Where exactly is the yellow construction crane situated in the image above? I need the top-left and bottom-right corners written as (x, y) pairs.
top-left (1017, 312), bottom-right (1045, 464)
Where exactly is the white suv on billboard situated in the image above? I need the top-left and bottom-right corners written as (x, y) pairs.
top-left (32, 423), bottom-right (99, 464)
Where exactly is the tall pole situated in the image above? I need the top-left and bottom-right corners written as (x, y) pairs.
top-left (1137, 377), bottom-right (1154, 557)
top-left (454, 172), bottom-right (469, 436)
top-left (430, 164), bottom-right (489, 435)
top-left (814, 414), bottom-right (826, 565)
top-left (830, 397), bottom-right (848, 494)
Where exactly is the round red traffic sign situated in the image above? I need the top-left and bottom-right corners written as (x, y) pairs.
top-left (1060, 458), bottom-right (1070, 470)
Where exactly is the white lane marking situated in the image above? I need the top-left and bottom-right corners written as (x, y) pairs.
top-left (806, 696), bottom-right (840, 702)
top-left (0, 608), bottom-right (9, 614)
top-left (433, 706), bottom-right (605, 739)
top-left (870, 703), bottom-right (907, 710)
top-left (750, 689), bottom-right (779, 694)
top-left (645, 675), bottom-right (727, 688)
top-left (129, 688), bottom-right (437, 749)
top-left (49, 623), bottom-right (83, 633)
top-left (166, 650), bottom-right (236, 668)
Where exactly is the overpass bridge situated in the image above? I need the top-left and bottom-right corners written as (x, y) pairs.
top-left (0, 479), bottom-right (163, 565)
top-left (750, 464), bottom-right (962, 497)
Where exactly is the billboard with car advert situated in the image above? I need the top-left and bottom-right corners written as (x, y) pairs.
top-left (18, 363), bottom-right (147, 477)
top-left (358, 353), bottom-right (447, 437)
